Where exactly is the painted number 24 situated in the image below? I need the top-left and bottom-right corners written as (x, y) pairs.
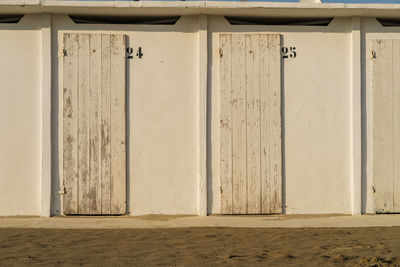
top-left (126, 47), bottom-right (144, 59)
top-left (282, 47), bottom-right (296, 59)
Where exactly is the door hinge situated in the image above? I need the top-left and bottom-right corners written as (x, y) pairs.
top-left (372, 184), bottom-right (376, 193)
top-left (63, 49), bottom-right (67, 57)
top-left (59, 187), bottom-right (66, 195)
top-left (371, 50), bottom-right (376, 59)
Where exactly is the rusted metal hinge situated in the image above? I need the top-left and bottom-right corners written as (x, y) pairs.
top-left (58, 187), bottom-right (66, 195)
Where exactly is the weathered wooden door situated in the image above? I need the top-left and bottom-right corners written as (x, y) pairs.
top-left (372, 39), bottom-right (400, 213)
top-left (62, 33), bottom-right (126, 215)
top-left (219, 34), bottom-right (282, 214)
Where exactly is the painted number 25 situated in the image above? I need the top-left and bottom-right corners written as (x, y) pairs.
top-left (282, 47), bottom-right (296, 59)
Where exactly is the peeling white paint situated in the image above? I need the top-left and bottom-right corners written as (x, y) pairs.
top-left (0, 2), bottom-right (399, 216)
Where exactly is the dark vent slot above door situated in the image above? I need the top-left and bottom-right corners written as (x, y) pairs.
top-left (69, 15), bottom-right (180, 25)
top-left (0, 15), bottom-right (24, 23)
top-left (377, 18), bottom-right (400, 27)
top-left (225, 16), bottom-right (333, 26)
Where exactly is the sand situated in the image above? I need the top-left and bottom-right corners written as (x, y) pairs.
top-left (0, 227), bottom-right (399, 266)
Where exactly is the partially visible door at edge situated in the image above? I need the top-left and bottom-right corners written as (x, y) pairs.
top-left (219, 34), bottom-right (283, 214)
top-left (373, 39), bottom-right (400, 213)
top-left (62, 33), bottom-right (126, 215)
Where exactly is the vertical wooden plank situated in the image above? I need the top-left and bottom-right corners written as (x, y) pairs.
top-left (394, 40), bottom-right (400, 212)
top-left (101, 34), bottom-right (112, 215)
top-left (89, 34), bottom-right (102, 214)
top-left (373, 39), bottom-right (394, 213)
top-left (260, 34), bottom-right (271, 214)
top-left (268, 34), bottom-right (282, 214)
top-left (77, 34), bottom-right (90, 214)
top-left (110, 34), bottom-right (126, 214)
top-left (260, 35), bottom-right (282, 214)
top-left (220, 34), bottom-right (282, 214)
top-left (231, 34), bottom-right (247, 214)
top-left (63, 33), bottom-right (79, 214)
top-left (219, 34), bottom-right (233, 214)
top-left (246, 34), bottom-right (261, 214)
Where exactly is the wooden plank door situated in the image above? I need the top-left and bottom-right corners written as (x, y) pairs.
top-left (62, 33), bottom-right (126, 215)
top-left (219, 34), bottom-right (282, 214)
top-left (372, 39), bottom-right (400, 213)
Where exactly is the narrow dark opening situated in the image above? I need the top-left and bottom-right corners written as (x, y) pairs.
top-left (69, 15), bottom-right (181, 25)
top-left (377, 18), bottom-right (400, 27)
top-left (225, 16), bottom-right (333, 26)
top-left (0, 15), bottom-right (24, 23)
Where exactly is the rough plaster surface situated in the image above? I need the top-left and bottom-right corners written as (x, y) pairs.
top-left (0, 16), bottom-right (42, 216)
top-left (210, 17), bottom-right (352, 214)
top-left (51, 15), bottom-right (200, 216)
top-left (0, 12), bottom-right (397, 216)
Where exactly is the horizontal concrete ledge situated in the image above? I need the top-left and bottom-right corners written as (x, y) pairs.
top-left (2, 1), bottom-right (400, 17)
top-left (1, 214), bottom-right (400, 229)
top-left (1, 0), bottom-right (400, 9)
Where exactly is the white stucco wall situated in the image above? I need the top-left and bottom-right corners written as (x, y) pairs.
top-left (209, 17), bottom-right (353, 214)
top-left (0, 4), bottom-right (397, 216)
top-left (128, 18), bottom-right (199, 215)
top-left (0, 15), bottom-right (42, 216)
top-left (51, 15), bottom-right (200, 215)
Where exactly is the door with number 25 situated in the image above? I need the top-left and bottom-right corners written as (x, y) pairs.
top-left (219, 34), bottom-right (283, 215)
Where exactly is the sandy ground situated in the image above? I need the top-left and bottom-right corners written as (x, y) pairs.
top-left (0, 227), bottom-right (399, 266)
top-left (2, 214), bottom-right (400, 228)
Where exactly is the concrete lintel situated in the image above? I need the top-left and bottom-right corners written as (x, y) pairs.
top-left (9, 0), bottom-right (400, 10)
top-left (2, 1), bottom-right (400, 18)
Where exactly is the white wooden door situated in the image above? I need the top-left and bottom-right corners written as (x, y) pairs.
top-left (373, 39), bottom-right (400, 213)
top-left (62, 33), bottom-right (126, 215)
top-left (219, 34), bottom-right (282, 214)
